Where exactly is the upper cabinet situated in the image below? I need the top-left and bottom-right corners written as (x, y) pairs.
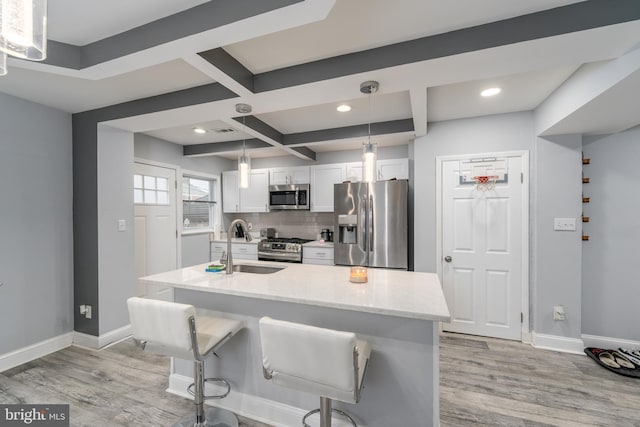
top-left (377, 159), bottom-right (409, 181)
top-left (222, 160), bottom-right (408, 214)
top-left (222, 169), bottom-right (270, 213)
top-left (345, 159), bottom-right (408, 182)
top-left (269, 166), bottom-right (310, 185)
top-left (222, 171), bottom-right (240, 213)
top-left (240, 169), bottom-right (269, 212)
top-left (310, 164), bottom-right (347, 212)
top-left (345, 162), bottom-right (363, 182)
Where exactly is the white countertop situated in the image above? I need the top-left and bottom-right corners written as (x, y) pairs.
top-left (139, 261), bottom-right (450, 322)
top-left (210, 238), bottom-right (258, 244)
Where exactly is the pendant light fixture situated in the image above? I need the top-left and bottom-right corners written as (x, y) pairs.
top-left (235, 103), bottom-right (252, 189)
top-left (0, 0), bottom-right (48, 76)
top-left (360, 80), bottom-right (379, 183)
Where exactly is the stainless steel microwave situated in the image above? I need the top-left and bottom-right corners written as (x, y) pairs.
top-left (269, 184), bottom-right (310, 210)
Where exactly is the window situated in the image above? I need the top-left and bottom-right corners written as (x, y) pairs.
top-left (182, 175), bottom-right (217, 230)
top-left (134, 174), bottom-right (169, 205)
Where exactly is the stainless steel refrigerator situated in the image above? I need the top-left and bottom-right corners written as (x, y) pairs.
top-left (334, 180), bottom-right (408, 269)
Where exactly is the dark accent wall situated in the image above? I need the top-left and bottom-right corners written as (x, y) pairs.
top-left (72, 116), bottom-right (100, 334)
top-left (72, 83), bottom-right (237, 335)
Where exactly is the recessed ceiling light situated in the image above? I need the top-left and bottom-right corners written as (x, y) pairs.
top-left (481, 87), bottom-right (502, 97)
top-left (337, 104), bottom-right (352, 112)
top-left (193, 127), bottom-right (207, 134)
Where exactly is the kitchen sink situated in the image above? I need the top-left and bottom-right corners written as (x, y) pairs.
top-left (232, 264), bottom-right (284, 274)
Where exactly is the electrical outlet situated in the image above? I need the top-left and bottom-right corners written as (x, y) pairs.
top-left (79, 305), bottom-right (93, 319)
top-left (553, 305), bottom-right (565, 321)
top-left (554, 218), bottom-right (576, 231)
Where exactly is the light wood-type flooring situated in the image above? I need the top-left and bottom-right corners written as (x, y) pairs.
top-left (1, 333), bottom-right (639, 426)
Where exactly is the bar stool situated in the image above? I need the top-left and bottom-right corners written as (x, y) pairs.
top-left (258, 317), bottom-right (371, 427)
top-left (127, 297), bottom-right (243, 427)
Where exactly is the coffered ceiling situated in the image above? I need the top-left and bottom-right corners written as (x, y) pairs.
top-left (1, 0), bottom-right (639, 160)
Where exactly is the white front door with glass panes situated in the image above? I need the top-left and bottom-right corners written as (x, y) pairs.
top-left (134, 162), bottom-right (177, 300)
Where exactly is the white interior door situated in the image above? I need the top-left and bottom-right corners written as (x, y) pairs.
top-left (134, 162), bottom-right (177, 299)
top-left (441, 156), bottom-right (524, 340)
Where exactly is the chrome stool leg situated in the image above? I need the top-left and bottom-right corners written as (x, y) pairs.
top-left (302, 397), bottom-right (357, 427)
top-left (172, 360), bottom-right (238, 427)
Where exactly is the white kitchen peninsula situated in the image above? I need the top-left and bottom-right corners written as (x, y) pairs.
top-left (138, 261), bottom-right (450, 426)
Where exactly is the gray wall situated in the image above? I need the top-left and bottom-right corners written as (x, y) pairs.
top-left (0, 93), bottom-right (73, 354)
top-left (582, 126), bottom-right (640, 341)
top-left (134, 133), bottom-right (233, 173)
top-left (97, 125), bottom-right (135, 334)
top-left (533, 135), bottom-right (582, 339)
top-left (414, 112), bottom-right (583, 338)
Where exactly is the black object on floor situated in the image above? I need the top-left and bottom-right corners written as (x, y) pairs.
top-left (584, 347), bottom-right (640, 378)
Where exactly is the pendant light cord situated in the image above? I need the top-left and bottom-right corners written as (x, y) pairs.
top-left (368, 90), bottom-right (372, 145)
top-left (242, 115), bottom-right (246, 156)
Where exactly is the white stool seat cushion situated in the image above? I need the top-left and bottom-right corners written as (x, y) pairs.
top-left (127, 297), bottom-right (243, 360)
top-left (195, 315), bottom-right (243, 355)
top-left (259, 317), bottom-right (371, 404)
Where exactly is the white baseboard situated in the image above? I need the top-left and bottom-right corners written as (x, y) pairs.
top-left (532, 332), bottom-right (584, 355)
top-left (0, 333), bottom-right (73, 373)
top-left (72, 324), bottom-right (132, 350)
top-left (582, 334), bottom-right (640, 350)
top-left (169, 374), bottom-right (310, 427)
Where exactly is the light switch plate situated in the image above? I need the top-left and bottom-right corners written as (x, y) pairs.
top-left (554, 218), bottom-right (576, 231)
top-left (118, 219), bottom-right (126, 232)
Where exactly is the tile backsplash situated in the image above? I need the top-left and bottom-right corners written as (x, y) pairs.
top-left (225, 211), bottom-right (334, 240)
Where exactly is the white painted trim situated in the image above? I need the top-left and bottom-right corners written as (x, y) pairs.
top-left (582, 334), bottom-right (640, 350)
top-left (436, 150), bottom-right (530, 342)
top-left (532, 332), bottom-right (584, 355)
top-left (168, 374), bottom-right (308, 427)
top-left (0, 333), bottom-right (73, 373)
top-left (73, 324), bottom-right (132, 350)
top-left (180, 168), bottom-right (223, 267)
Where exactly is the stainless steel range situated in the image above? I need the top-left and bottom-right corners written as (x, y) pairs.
top-left (258, 237), bottom-right (313, 263)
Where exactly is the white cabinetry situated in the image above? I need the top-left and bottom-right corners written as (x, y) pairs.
top-left (303, 245), bottom-right (334, 265)
top-left (231, 242), bottom-right (258, 260)
top-left (222, 169), bottom-right (269, 213)
top-left (345, 159), bottom-right (408, 182)
top-left (222, 171), bottom-right (240, 213)
top-left (269, 166), bottom-right (310, 185)
top-left (145, 284), bottom-right (174, 301)
top-left (240, 169), bottom-right (269, 212)
top-left (211, 241), bottom-right (258, 261)
top-left (310, 164), bottom-right (346, 212)
top-left (377, 158), bottom-right (409, 180)
top-left (345, 162), bottom-right (363, 182)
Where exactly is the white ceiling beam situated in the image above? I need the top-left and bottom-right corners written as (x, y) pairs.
top-left (409, 86), bottom-right (428, 137)
top-left (535, 44), bottom-right (640, 136)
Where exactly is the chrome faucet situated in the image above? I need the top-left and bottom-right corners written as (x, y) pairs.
top-left (226, 219), bottom-right (253, 275)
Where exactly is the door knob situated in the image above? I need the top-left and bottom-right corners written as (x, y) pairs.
top-left (444, 256), bottom-right (452, 263)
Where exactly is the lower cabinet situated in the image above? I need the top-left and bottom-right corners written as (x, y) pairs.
top-left (145, 284), bottom-right (174, 301)
top-left (303, 246), bottom-right (334, 265)
top-left (211, 242), bottom-right (258, 261)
